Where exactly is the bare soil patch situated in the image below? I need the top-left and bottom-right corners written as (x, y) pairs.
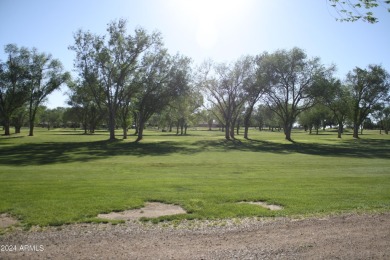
top-left (0, 214), bottom-right (18, 229)
top-left (97, 202), bottom-right (187, 220)
top-left (239, 201), bottom-right (284, 210)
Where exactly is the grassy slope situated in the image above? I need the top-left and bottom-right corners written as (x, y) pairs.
top-left (0, 127), bottom-right (389, 227)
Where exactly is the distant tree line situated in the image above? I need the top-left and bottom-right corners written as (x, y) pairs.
top-left (1, 19), bottom-right (390, 141)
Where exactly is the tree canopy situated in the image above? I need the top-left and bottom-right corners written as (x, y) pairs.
top-left (329, 0), bottom-right (390, 23)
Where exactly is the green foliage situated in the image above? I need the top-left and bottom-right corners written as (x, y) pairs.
top-left (0, 128), bottom-right (389, 228)
top-left (262, 47), bottom-right (334, 141)
top-left (133, 53), bottom-right (193, 141)
top-left (26, 48), bottom-right (70, 136)
top-left (0, 44), bottom-right (30, 135)
top-left (69, 19), bottom-right (162, 140)
top-left (298, 105), bottom-right (331, 134)
top-left (346, 65), bottom-right (390, 138)
top-left (329, 0), bottom-right (390, 23)
top-left (0, 44), bottom-right (69, 136)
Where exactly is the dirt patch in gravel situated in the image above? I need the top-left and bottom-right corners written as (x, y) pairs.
top-left (0, 214), bottom-right (18, 229)
top-left (1, 213), bottom-right (389, 259)
top-left (239, 201), bottom-right (284, 210)
top-left (97, 202), bottom-right (187, 220)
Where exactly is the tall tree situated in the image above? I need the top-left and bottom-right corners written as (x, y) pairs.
top-left (346, 65), bottom-right (390, 138)
top-left (134, 52), bottom-right (192, 142)
top-left (0, 44), bottom-right (30, 135)
top-left (26, 48), bottom-right (69, 136)
top-left (70, 19), bottom-right (161, 140)
top-left (243, 54), bottom-right (268, 139)
top-left (200, 57), bottom-right (252, 140)
top-left (262, 47), bottom-right (333, 141)
top-left (317, 77), bottom-right (351, 138)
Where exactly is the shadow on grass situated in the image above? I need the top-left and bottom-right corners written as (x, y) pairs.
top-left (0, 140), bottom-right (197, 166)
top-left (195, 138), bottom-right (390, 159)
top-left (1, 136), bottom-right (389, 166)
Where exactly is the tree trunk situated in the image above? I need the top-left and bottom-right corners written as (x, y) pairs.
top-left (337, 122), bottom-right (343, 138)
top-left (15, 126), bottom-right (21, 134)
top-left (243, 115), bottom-right (250, 139)
top-left (28, 118), bottom-right (35, 136)
top-left (225, 123), bottom-right (230, 140)
top-left (244, 125), bottom-right (249, 139)
top-left (230, 126), bottom-right (235, 139)
top-left (123, 127), bottom-right (127, 139)
top-left (136, 119), bottom-right (145, 142)
top-left (28, 104), bottom-right (40, 137)
top-left (285, 130), bottom-right (292, 141)
top-left (352, 106), bottom-right (360, 138)
top-left (180, 119), bottom-right (184, 135)
top-left (353, 123), bottom-right (359, 139)
top-left (133, 111), bottom-right (139, 135)
top-left (4, 118), bottom-right (11, 135)
top-left (230, 120), bottom-right (235, 139)
top-left (136, 110), bottom-right (152, 142)
top-left (284, 121), bottom-right (293, 141)
top-left (28, 100), bottom-right (35, 136)
top-left (121, 112), bottom-right (129, 139)
top-left (108, 109), bottom-right (116, 140)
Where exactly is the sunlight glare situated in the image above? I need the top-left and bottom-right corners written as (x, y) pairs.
top-left (169, 0), bottom-right (251, 50)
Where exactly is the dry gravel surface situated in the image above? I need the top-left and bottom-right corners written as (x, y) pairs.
top-left (1, 213), bottom-right (390, 259)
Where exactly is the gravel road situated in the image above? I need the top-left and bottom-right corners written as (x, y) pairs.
top-left (1, 213), bottom-right (389, 259)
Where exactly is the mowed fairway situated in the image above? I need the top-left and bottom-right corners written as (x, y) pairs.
top-left (0, 128), bottom-right (389, 228)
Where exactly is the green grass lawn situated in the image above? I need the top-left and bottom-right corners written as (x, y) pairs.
top-left (1, 127), bottom-right (389, 228)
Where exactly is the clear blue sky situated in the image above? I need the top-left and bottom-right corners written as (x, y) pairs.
top-left (1, 0), bottom-right (389, 108)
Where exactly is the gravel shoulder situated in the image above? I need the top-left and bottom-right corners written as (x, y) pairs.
top-left (1, 213), bottom-right (390, 259)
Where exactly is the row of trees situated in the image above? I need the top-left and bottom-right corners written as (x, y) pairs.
top-left (299, 66), bottom-right (390, 137)
top-left (2, 20), bottom-right (390, 141)
top-left (199, 48), bottom-right (390, 140)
